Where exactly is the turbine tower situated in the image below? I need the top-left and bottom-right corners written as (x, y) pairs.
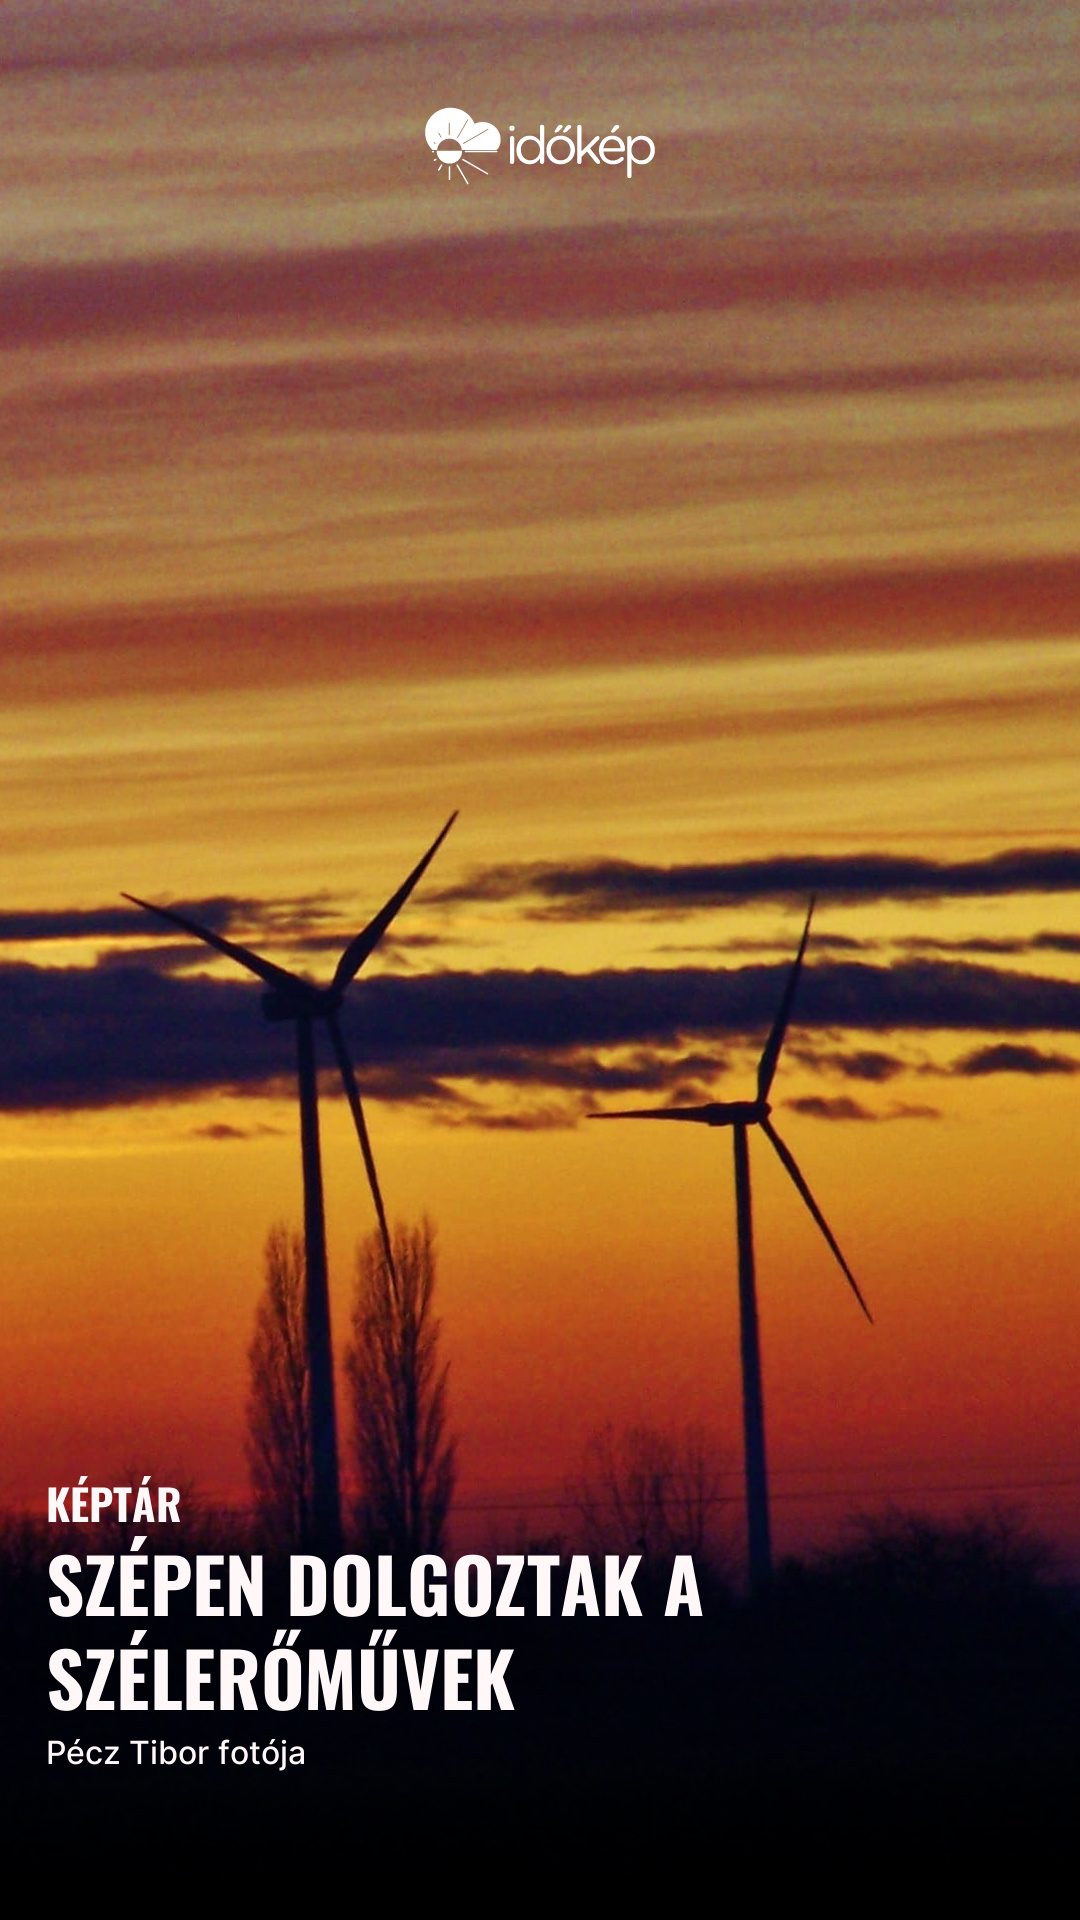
top-left (594, 899), bottom-right (871, 1592)
top-left (123, 813), bottom-right (457, 1553)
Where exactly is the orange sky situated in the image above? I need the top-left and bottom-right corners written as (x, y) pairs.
top-left (1, 1), bottom-right (1078, 1568)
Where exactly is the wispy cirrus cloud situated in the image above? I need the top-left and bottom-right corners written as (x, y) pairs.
top-left (6, 221), bottom-right (1080, 352)
top-left (10, 561), bottom-right (1080, 707)
top-left (14, 347), bottom-right (1080, 466)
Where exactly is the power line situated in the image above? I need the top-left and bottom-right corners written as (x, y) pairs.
top-left (448, 1476), bottom-right (1080, 1514)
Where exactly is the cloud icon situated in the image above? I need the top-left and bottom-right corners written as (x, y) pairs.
top-left (425, 108), bottom-right (501, 183)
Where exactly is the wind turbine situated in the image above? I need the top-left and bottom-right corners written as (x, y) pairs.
top-left (123, 813), bottom-right (457, 1553)
top-left (594, 899), bottom-right (871, 1592)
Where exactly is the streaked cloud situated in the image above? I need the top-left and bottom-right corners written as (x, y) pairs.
top-left (1, 0), bottom-right (1075, 639)
top-left (6, 950), bottom-right (1080, 1118)
top-left (950, 1043), bottom-right (1080, 1079)
top-left (784, 1095), bottom-right (940, 1124)
top-left (437, 847), bottom-right (1080, 915)
top-left (789, 1047), bottom-right (908, 1084)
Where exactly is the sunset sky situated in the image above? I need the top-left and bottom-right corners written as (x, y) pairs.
top-left (2, 0), bottom-right (1078, 1567)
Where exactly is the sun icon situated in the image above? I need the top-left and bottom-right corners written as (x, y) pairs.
top-left (424, 108), bottom-right (501, 185)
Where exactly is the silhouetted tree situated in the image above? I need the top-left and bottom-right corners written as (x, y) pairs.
top-left (574, 1422), bottom-right (731, 1566)
top-left (346, 1217), bottom-right (455, 1555)
top-left (245, 1224), bottom-right (312, 1549)
top-left (815, 1504), bottom-right (1058, 1603)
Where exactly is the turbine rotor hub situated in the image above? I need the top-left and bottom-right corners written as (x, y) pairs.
top-left (704, 1099), bottom-right (769, 1126)
top-left (261, 983), bottom-right (335, 1023)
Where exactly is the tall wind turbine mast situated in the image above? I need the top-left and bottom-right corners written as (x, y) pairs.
top-left (124, 813), bottom-right (457, 1553)
top-left (594, 899), bottom-right (871, 1592)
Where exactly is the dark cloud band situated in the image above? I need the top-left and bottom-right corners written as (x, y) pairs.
top-left (437, 847), bottom-right (1080, 914)
top-left (4, 952), bottom-right (1080, 1117)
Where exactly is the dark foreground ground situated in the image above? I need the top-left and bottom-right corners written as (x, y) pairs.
top-left (5, 1515), bottom-right (1079, 1873)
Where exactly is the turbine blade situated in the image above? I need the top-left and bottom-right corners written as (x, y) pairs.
top-left (327, 1013), bottom-right (397, 1282)
top-left (121, 893), bottom-right (296, 990)
top-left (332, 812), bottom-right (458, 994)
top-left (761, 1116), bottom-right (873, 1322)
top-left (590, 1105), bottom-right (715, 1123)
top-left (757, 897), bottom-right (815, 1103)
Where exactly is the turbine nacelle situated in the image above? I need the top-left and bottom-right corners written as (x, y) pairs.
top-left (597, 1098), bottom-right (769, 1126)
top-left (261, 982), bottom-right (340, 1023)
top-left (703, 1100), bottom-right (769, 1127)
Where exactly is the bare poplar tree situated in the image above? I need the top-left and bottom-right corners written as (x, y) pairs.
top-left (245, 1224), bottom-right (312, 1549)
top-left (574, 1423), bottom-right (729, 1564)
top-left (346, 1217), bottom-right (455, 1556)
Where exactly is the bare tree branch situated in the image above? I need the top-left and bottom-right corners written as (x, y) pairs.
top-left (245, 1224), bottom-right (313, 1549)
top-left (346, 1217), bottom-right (456, 1556)
top-left (573, 1422), bottom-right (731, 1565)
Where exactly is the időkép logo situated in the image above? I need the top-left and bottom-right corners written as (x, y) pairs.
top-left (425, 107), bottom-right (655, 185)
